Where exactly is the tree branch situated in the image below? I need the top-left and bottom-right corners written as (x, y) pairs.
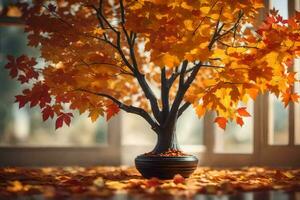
top-left (118, 0), bottom-right (161, 122)
top-left (178, 102), bottom-right (191, 118)
top-left (77, 88), bottom-right (160, 132)
top-left (161, 67), bottom-right (170, 123)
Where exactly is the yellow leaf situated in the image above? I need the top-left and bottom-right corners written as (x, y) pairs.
top-left (155, 53), bottom-right (180, 68)
top-left (93, 28), bottom-right (105, 36)
top-left (184, 20), bottom-right (194, 31)
top-left (282, 171), bottom-right (295, 179)
top-left (227, 47), bottom-right (247, 54)
top-left (203, 78), bottom-right (217, 86)
top-left (200, 6), bottom-right (210, 15)
top-left (89, 109), bottom-right (102, 122)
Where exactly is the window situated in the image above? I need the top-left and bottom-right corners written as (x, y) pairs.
top-left (214, 101), bottom-right (254, 154)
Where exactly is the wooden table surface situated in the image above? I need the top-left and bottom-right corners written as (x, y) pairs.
top-left (0, 166), bottom-right (299, 200)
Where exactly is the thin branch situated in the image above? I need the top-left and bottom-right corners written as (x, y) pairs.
top-left (98, 0), bottom-right (119, 34)
top-left (178, 102), bottom-right (191, 118)
top-left (208, 6), bottom-right (224, 50)
top-left (218, 40), bottom-right (259, 49)
top-left (192, 0), bottom-right (220, 35)
top-left (118, 0), bottom-right (161, 122)
top-left (217, 11), bottom-right (244, 40)
top-left (77, 88), bottom-right (160, 132)
top-left (119, 0), bottom-right (126, 24)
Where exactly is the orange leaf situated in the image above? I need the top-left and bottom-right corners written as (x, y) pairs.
top-left (236, 117), bottom-right (244, 127)
top-left (196, 105), bottom-right (206, 117)
top-left (214, 117), bottom-right (227, 130)
top-left (237, 107), bottom-right (251, 117)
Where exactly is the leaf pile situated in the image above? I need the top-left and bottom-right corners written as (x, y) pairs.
top-left (144, 149), bottom-right (189, 157)
top-left (0, 167), bottom-right (299, 199)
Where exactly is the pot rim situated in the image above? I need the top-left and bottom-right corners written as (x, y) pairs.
top-left (135, 154), bottom-right (198, 161)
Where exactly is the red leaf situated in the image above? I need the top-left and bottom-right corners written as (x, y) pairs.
top-left (214, 117), bottom-right (227, 130)
top-left (15, 95), bottom-right (28, 108)
top-left (285, 59), bottom-right (294, 68)
top-left (42, 105), bottom-right (55, 121)
top-left (106, 103), bottom-right (120, 121)
top-left (4, 55), bottom-right (38, 83)
top-left (237, 107), bottom-right (251, 117)
top-left (55, 113), bottom-right (73, 129)
top-left (236, 117), bottom-right (244, 127)
top-left (55, 115), bottom-right (64, 129)
top-left (64, 113), bottom-right (73, 126)
top-left (173, 174), bottom-right (185, 184)
top-left (145, 177), bottom-right (160, 188)
top-left (5, 55), bottom-right (18, 78)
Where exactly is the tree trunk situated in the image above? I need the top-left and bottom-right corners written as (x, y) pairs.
top-left (152, 113), bottom-right (180, 154)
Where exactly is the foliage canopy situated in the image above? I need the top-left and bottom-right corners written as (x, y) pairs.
top-left (5, 0), bottom-right (300, 130)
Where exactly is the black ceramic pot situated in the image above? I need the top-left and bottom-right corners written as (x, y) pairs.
top-left (135, 154), bottom-right (198, 179)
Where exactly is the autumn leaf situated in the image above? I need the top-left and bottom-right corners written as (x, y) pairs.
top-left (93, 28), bottom-right (105, 36)
top-left (89, 109), bottom-right (102, 122)
top-left (14, 83), bottom-right (51, 109)
top-left (106, 104), bottom-right (120, 121)
top-left (56, 113), bottom-right (73, 129)
top-left (236, 117), bottom-right (244, 127)
top-left (237, 107), bottom-right (251, 117)
top-left (214, 117), bottom-right (227, 130)
top-left (196, 105), bottom-right (206, 117)
top-left (4, 0), bottom-right (300, 134)
top-left (5, 55), bottom-right (38, 83)
top-left (5, 55), bottom-right (19, 78)
top-left (173, 174), bottom-right (185, 184)
top-left (42, 105), bottom-right (55, 121)
top-left (145, 177), bottom-right (160, 188)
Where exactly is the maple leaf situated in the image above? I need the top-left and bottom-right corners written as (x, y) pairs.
top-left (145, 177), bottom-right (160, 188)
top-left (89, 109), bottom-right (102, 122)
top-left (55, 113), bottom-right (73, 129)
top-left (285, 59), bottom-right (294, 68)
top-left (4, 0), bottom-right (300, 138)
top-left (5, 55), bottom-right (18, 78)
top-left (236, 117), bottom-right (244, 127)
top-left (42, 105), bottom-right (55, 121)
top-left (4, 55), bottom-right (38, 83)
top-left (196, 105), bottom-right (206, 117)
top-left (93, 28), bottom-right (105, 36)
top-left (173, 174), bottom-right (185, 184)
top-left (214, 117), bottom-right (227, 130)
top-left (106, 104), bottom-right (120, 121)
top-left (237, 107), bottom-right (251, 117)
top-left (15, 94), bottom-right (29, 108)
top-left (282, 91), bottom-right (300, 107)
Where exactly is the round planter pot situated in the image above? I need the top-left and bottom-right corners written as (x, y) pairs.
top-left (135, 154), bottom-right (198, 179)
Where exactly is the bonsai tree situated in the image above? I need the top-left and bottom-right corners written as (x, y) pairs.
top-left (4, 0), bottom-right (300, 178)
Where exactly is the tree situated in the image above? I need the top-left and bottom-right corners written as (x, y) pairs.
top-left (5, 0), bottom-right (300, 154)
